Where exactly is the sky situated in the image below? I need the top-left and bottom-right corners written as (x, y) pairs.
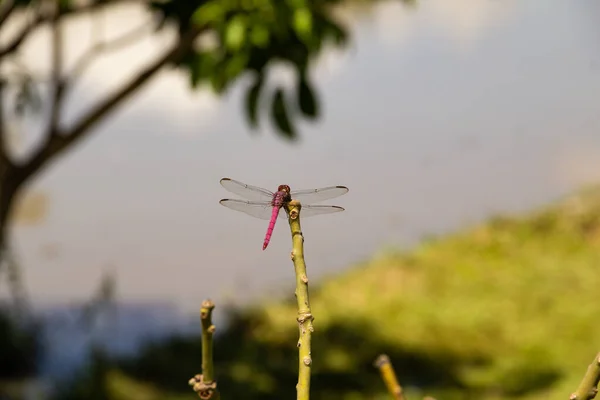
top-left (1, 0), bottom-right (600, 314)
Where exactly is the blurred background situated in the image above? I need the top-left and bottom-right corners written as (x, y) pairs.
top-left (1, 0), bottom-right (600, 398)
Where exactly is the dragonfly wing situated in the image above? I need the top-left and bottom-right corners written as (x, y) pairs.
top-left (296, 204), bottom-right (345, 218)
top-left (219, 199), bottom-right (274, 220)
top-left (290, 186), bottom-right (349, 204)
top-left (220, 178), bottom-right (274, 201)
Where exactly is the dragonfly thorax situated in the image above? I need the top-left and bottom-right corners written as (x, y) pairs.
top-left (272, 190), bottom-right (291, 207)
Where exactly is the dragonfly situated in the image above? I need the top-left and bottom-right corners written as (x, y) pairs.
top-left (219, 178), bottom-right (349, 250)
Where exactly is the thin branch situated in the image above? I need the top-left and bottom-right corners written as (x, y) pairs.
top-left (0, 0), bottom-right (146, 59)
top-left (69, 17), bottom-right (155, 85)
top-left (287, 199), bottom-right (315, 400)
top-left (4, 53), bottom-right (52, 83)
top-left (49, 0), bottom-right (65, 135)
top-left (200, 300), bottom-right (216, 384)
top-left (14, 25), bottom-right (202, 186)
top-left (374, 354), bottom-right (406, 400)
top-left (0, 0), bottom-right (16, 27)
top-left (570, 352), bottom-right (600, 400)
top-left (0, 5), bottom-right (46, 59)
top-left (0, 78), bottom-right (7, 165)
top-left (189, 299), bottom-right (220, 400)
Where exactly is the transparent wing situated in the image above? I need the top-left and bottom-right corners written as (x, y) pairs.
top-left (220, 178), bottom-right (274, 201)
top-left (290, 186), bottom-right (349, 204)
top-left (219, 199), bottom-right (274, 220)
top-left (286, 204), bottom-right (345, 219)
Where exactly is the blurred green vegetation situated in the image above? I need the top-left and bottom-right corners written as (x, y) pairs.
top-left (53, 185), bottom-right (600, 400)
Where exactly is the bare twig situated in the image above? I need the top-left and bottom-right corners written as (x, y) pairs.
top-left (0, 0), bottom-right (147, 59)
top-left (0, 5), bottom-right (46, 59)
top-left (287, 200), bottom-right (314, 400)
top-left (69, 17), bottom-right (155, 84)
top-left (200, 300), bottom-right (216, 384)
top-left (49, 0), bottom-right (65, 135)
top-left (13, 24), bottom-right (202, 187)
top-left (374, 354), bottom-right (406, 400)
top-left (188, 299), bottom-right (220, 400)
top-left (0, 0), bottom-right (16, 27)
top-left (0, 78), bottom-right (7, 165)
top-left (570, 352), bottom-right (600, 400)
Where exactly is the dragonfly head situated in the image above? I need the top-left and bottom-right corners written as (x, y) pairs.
top-left (278, 184), bottom-right (291, 193)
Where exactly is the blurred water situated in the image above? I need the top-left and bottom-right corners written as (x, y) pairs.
top-left (4, 0), bottom-right (600, 318)
top-left (38, 301), bottom-right (199, 380)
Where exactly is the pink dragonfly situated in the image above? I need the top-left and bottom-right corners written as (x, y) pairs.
top-left (219, 178), bottom-right (349, 250)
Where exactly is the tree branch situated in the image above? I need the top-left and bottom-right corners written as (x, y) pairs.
top-left (188, 299), bottom-right (220, 400)
top-left (69, 16), bottom-right (155, 85)
top-left (14, 25), bottom-right (202, 186)
top-left (49, 0), bottom-right (65, 135)
top-left (374, 354), bottom-right (406, 400)
top-left (0, 0), bottom-right (16, 28)
top-left (571, 352), bottom-right (600, 400)
top-left (287, 200), bottom-right (315, 400)
top-left (0, 4), bottom-right (46, 59)
top-left (0, 78), bottom-right (7, 166)
top-left (0, 0), bottom-right (147, 59)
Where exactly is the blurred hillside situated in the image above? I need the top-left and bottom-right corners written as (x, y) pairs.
top-left (52, 184), bottom-right (600, 400)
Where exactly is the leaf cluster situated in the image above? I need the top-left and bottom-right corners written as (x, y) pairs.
top-left (152, 0), bottom-right (348, 139)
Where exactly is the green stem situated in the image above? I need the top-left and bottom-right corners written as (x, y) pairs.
top-left (189, 299), bottom-right (220, 400)
top-left (287, 200), bottom-right (314, 400)
top-left (201, 300), bottom-right (216, 383)
top-left (374, 354), bottom-right (406, 400)
top-left (570, 352), bottom-right (600, 400)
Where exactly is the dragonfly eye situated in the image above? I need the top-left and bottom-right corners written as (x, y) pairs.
top-left (278, 184), bottom-right (291, 193)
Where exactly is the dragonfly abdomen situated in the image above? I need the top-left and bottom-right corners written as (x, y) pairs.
top-left (263, 191), bottom-right (288, 250)
top-left (263, 206), bottom-right (281, 250)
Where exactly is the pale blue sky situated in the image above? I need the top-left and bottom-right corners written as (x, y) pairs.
top-left (4, 0), bottom-right (600, 313)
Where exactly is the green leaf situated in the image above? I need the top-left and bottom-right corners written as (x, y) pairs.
top-left (210, 69), bottom-right (228, 94)
top-left (224, 53), bottom-right (249, 81)
top-left (297, 74), bottom-right (318, 119)
top-left (58, 0), bottom-right (73, 12)
top-left (293, 8), bottom-right (313, 42)
top-left (225, 15), bottom-right (247, 51)
top-left (271, 88), bottom-right (296, 139)
top-left (324, 22), bottom-right (348, 46)
top-left (192, 2), bottom-right (225, 26)
top-left (245, 75), bottom-right (264, 129)
top-left (189, 55), bottom-right (202, 88)
top-left (250, 25), bottom-right (270, 48)
top-left (189, 52), bottom-right (217, 88)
